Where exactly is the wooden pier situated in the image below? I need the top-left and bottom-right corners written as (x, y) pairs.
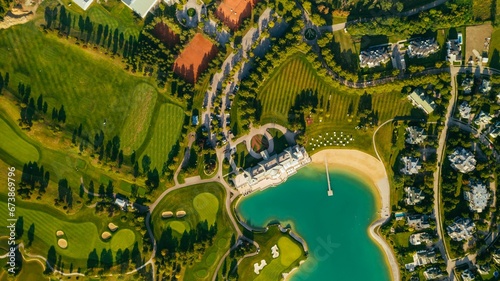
top-left (325, 158), bottom-right (333, 196)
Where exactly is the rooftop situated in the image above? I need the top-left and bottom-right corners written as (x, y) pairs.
top-left (447, 217), bottom-right (475, 241)
top-left (216, 0), bottom-right (258, 30)
top-left (458, 101), bottom-right (472, 119)
top-left (406, 126), bottom-right (426, 145)
top-left (405, 186), bottom-right (425, 205)
top-left (73, 0), bottom-right (94, 10)
top-left (359, 46), bottom-right (391, 68)
top-left (407, 38), bottom-right (439, 58)
top-left (400, 156), bottom-right (422, 175)
top-left (122, 0), bottom-right (158, 18)
top-left (464, 180), bottom-right (490, 213)
top-left (408, 88), bottom-right (436, 114)
top-left (474, 111), bottom-right (492, 126)
top-left (448, 147), bottom-right (476, 173)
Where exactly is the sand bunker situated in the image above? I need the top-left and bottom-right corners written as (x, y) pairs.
top-left (57, 239), bottom-right (68, 249)
top-left (176, 211), bottom-right (186, 218)
top-left (101, 231), bottom-right (112, 240)
top-left (108, 223), bottom-right (118, 232)
top-left (56, 230), bottom-right (64, 237)
top-left (162, 211), bottom-right (173, 218)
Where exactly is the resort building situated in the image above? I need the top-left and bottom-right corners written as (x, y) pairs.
top-left (359, 46), bottom-right (391, 68)
top-left (406, 126), bottom-right (427, 145)
top-left (424, 267), bottom-right (444, 280)
top-left (409, 232), bottom-right (432, 246)
top-left (400, 156), bottom-right (422, 175)
top-left (408, 88), bottom-right (436, 114)
top-left (407, 38), bottom-right (439, 58)
top-left (405, 249), bottom-right (438, 272)
top-left (122, 0), bottom-right (159, 18)
top-left (464, 180), bottom-right (490, 213)
top-left (405, 186), bottom-right (425, 205)
top-left (406, 214), bottom-right (431, 230)
top-left (474, 111), bottom-right (492, 126)
top-left (480, 79), bottom-right (492, 94)
top-left (73, 0), bottom-right (94, 10)
top-left (461, 78), bottom-right (474, 94)
top-left (448, 147), bottom-right (476, 173)
top-left (458, 101), bottom-right (472, 119)
top-left (446, 33), bottom-right (463, 63)
top-left (447, 217), bottom-right (475, 241)
top-left (233, 145), bottom-right (311, 194)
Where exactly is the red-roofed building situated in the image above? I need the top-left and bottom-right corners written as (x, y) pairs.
top-left (216, 0), bottom-right (258, 30)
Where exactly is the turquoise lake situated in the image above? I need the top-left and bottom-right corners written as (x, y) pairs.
top-left (236, 166), bottom-right (391, 281)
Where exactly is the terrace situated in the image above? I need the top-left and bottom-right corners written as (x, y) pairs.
top-left (359, 46), bottom-right (391, 68)
top-left (464, 180), bottom-right (490, 213)
top-left (400, 156), bottom-right (422, 175)
top-left (407, 38), bottom-right (439, 58)
top-left (448, 147), bottom-right (476, 173)
top-left (405, 126), bottom-right (426, 145)
top-left (447, 217), bottom-right (475, 241)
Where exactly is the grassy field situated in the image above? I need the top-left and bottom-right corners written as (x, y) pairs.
top-left (473, 0), bottom-right (493, 21)
top-left (0, 22), bottom-right (158, 140)
top-left (140, 103), bottom-right (185, 170)
top-left (0, 196), bottom-right (142, 269)
top-left (489, 27), bottom-right (500, 69)
top-left (151, 183), bottom-right (235, 281)
top-left (257, 53), bottom-right (413, 157)
top-left (237, 226), bottom-right (306, 281)
top-left (0, 117), bottom-right (40, 165)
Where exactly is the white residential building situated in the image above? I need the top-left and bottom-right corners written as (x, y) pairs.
top-left (405, 186), bottom-right (425, 205)
top-left (359, 46), bottom-right (391, 68)
top-left (400, 156), bottom-right (422, 175)
top-left (408, 88), bottom-right (436, 114)
top-left (464, 180), bottom-right (490, 213)
top-left (458, 101), bottom-right (472, 119)
top-left (461, 78), bottom-right (474, 94)
top-left (73, 0), bottom-right (94, 10)
top-left (122, 0), bottom-right (159, 18)
top-left (406, 126), bottom-right (427, 145)
top-left (407, 38), bottom-right (439, 58)
top-left (424, 267), bottom-right (444, 280)
top-left (409, 232), bottom-right (432, 246)
top-left (406, 214), bottom-right (431, 230)
top-left (474, 111), bottom-right (492, 126)
top-left (446, 33), bottom-right (463, 63)
top-left (447, 217), bottom-right (475, 241)
top-left (405, 249), bottom-right (437, 272)
top-left (480, 79), bottom-right (491, 94)
top-left (489, 122), bottom-right (500, 138)
top-left (233, 145), bottom-right (311, 194)
top-left (448, 147), bottom-right (476, 173)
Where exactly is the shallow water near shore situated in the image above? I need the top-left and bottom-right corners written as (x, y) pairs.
top-left (237, 166), bottom-right (391, 281)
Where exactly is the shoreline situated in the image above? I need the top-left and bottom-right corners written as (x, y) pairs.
top-left (310, 149), bottom-right (399, 281)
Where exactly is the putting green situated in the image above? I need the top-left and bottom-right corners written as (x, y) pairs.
top-left (195, 269), bottom-right (208, 278)
top-left (193, 193), bottom-right (219, 225)
top-left (168, 221), bottom-right (190, 234)
top-left (0, 118), bottom-right (39, 163)
top-left (110, 229), bottom-right (136, 252)
top-left (278, 237), bottom-right (302, 266)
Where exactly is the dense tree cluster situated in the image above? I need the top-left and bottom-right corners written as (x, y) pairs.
top-left (0, 71), bottom-right (9, 94)
top-left (56, 179), bottom-right (73, 208)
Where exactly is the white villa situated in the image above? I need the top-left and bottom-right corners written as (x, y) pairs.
top-left (408, 88), bottom-right (436, 114)
top-left (359, 46), bottom-right (391, 68)
top-left (406, 126), bottom-right (426, 145)
top-left (409, 232), bottom-right (431, 246)
top-left (474, 111), bottom-right (493, 126)
top-left (122, 0), bottom-right (159, 18)
top-left (448, 147), bottom-right (476, 173)
top-left (405, 186), bottom-right (425, 205)
top-left (424, 267), bottom-right (444, 280)
top-left (407, 38), bottom-right (439, 58)
top-left (73, 0), bottom-right (94, 10)
top-left (458, 101), bottom-right (472, 119)
top-left (446, 33), bottom-right (463, 63)
top-left (447, 217), bottom-right (475, 241)
top-left (400, 156), bottom-right (422, 175)
top-left (461, 78), bottom-right (474, 94)
top-left (480, 79), bottom-right (492, 94)
top-left (233, 145), bottom-right (311, 194)
top-left (464, 180), bottom-right (490, 213)
top-left (406, 214), bottom-right (431, 230)
top-left (405, 249), bottom-right (437, 272)
top-left (490, 122), bottom-right (500, 138)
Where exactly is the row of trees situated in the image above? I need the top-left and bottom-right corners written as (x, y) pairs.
top-left (16, 82), bottom-right (65, 127)
top-left (20, 161), bottom-right (50, 192)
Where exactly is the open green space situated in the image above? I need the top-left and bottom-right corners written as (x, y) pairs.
top-left (193, 192), bottom-right (219, 225)
top-left (110, 229), bottom-right (136, 252)
top-left (0, 197), bottom-right (141, 268)
top-left (167, 220), bottom-right (190, 234)
top-left (140, 103), bottom-right (184, 170)
top-left (15, 259), bottom-right (48, 281)
top-left (238, 226), bottom-right (306, 281)
top-left (151, 183), bottom-right (235, 281)
top-left (489, 27), bottom-right (500, 69)
top-left (0, 22), bottom-right (157, 139)
top-left (0, 117), bottom-right (39, 164)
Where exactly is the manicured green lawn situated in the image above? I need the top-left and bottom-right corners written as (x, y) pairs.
top-left (140, 103), bottom-right (184, 170)
top-left (489, 27), bottom-right (500, 69)
top-left (150, 183), bottom-right (235, 280)
top-left (15, 259), bottom-right (47, 281)
top-left (0, 198), bottom-right (141, 268)
top-left (0, 22), bottom-right (157, 139)
top-left (193, 192), bottom-right (219, 225)
top-left (0, 117), bottom-right (40, 164)
top-left (167, 220), bottom-right (190, 234)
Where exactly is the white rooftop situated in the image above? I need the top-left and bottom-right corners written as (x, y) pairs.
top-left (122, 0), bottom-right (158, 18)
top-left (73, 0), bottom-right (94, 10)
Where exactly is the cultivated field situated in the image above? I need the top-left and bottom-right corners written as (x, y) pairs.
top-left (140, 103), bottom-right (184, 171)
top-left (465, 23), bottom-right (493, 65)
top-left (173, 33), bottom-right (218, 83)
top-left (0, 22), bottom-right (157, 139)
top-left (151, 183), bottom-right (235, 281)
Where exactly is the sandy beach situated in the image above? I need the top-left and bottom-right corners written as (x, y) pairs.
top-left (310, 149), bottom-right (400, 281)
